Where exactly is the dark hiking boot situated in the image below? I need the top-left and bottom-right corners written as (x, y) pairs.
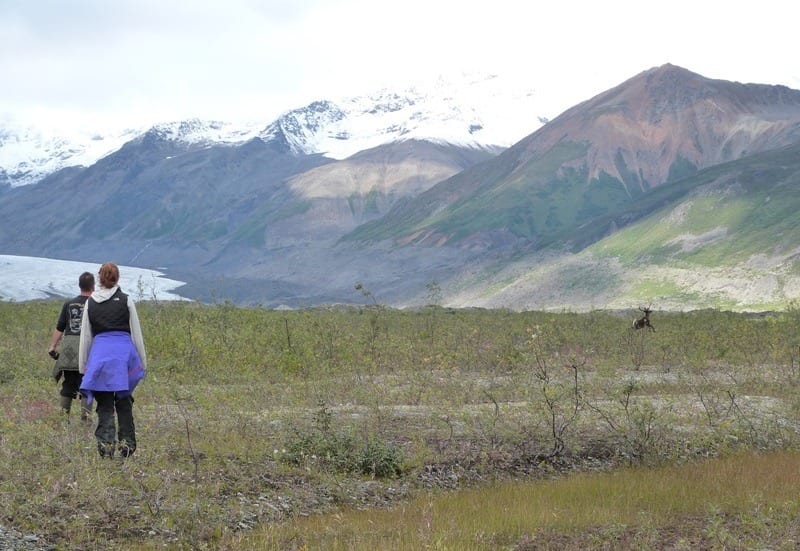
top-left (118, 440), bottom-right (136, 458)
top-left (98, 442), bottom-right (115, 459)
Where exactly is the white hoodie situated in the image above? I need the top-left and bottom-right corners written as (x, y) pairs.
top-left (78, 285), bottom-right (147, 374)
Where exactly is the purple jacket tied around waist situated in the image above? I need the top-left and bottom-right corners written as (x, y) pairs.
top-left (80, 331), bottom-right (145, 404)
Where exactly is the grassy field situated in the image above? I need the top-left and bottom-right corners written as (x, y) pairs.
top-left (241, 450), bottom-right (800, 550)
top-left (1, 299), bottom-right (800, 549)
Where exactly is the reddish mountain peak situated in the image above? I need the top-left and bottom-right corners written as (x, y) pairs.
top-left (642, 63), bottom-right (702, 83)
top-left (588, 64), bottom-right (717, 114)
top-left (514, 65), bottom-right (800, 193)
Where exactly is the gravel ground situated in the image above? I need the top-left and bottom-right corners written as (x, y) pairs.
top-left (0, 525), bottom-right (53, 551)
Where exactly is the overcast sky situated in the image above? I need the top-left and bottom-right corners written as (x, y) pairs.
top-left (2, 0), bottom-right (798, 131)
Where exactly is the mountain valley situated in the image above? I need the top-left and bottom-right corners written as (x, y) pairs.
top-left (2, 65), bottom-right (799, 311)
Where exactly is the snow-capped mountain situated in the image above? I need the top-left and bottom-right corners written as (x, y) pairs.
top-left (260, 74), bottom-right (550, 158)
top-left (1, 73), bottom-right (553, 187)
top-left (136, 118), bottom-right (262, 146)
top-left (0, 122), bottom-right (143, 187)
top-left (0, 118), bottom-right (264, 187)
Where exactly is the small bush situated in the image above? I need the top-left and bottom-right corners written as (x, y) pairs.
top-left (283, 429), bottom-right (403, 478)
top-left (281, 403), bottom-right (403, 478)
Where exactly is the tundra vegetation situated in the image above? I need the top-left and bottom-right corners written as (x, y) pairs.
top-left (1, 297), bottom-right (800, 549)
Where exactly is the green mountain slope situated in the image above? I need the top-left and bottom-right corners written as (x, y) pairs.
top-left (449, 143), bottom-right (800, 312)
top-left (345, 65), bottom-right (800, 255)
top-left (594, 143), bottom-right (800, 266)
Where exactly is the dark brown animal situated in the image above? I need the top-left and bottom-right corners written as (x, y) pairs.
top-left (632, 304), bottom-right (655, 332)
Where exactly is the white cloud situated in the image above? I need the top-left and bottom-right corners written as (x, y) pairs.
top-left (1, 0), bottom-right (798, 131)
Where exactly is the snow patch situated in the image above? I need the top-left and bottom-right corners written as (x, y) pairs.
top-left (666, 226), bottom-right (728, 252)
top-left (0, 255), bottom-right (187, 302)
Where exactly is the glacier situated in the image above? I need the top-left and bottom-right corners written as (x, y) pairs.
top-left (0, 255), bottom-right (187, 302)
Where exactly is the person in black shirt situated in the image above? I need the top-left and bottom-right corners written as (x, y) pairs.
top-left (48, 272), bottom-right (94, 420)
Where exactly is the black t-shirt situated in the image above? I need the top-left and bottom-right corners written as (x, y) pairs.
top-left (56, 295), bottom-right (89, 336)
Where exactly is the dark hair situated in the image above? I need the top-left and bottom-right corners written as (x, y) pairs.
top-left (78, 271), bottom-right (95, 292)
top-left (98, 262), bottom-right (120, 289)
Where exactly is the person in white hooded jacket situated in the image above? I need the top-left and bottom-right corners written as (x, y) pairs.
top-left (79, 262), bottom-right (146, 458)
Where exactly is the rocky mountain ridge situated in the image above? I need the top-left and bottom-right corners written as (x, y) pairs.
top-left (0, 73), bottom-right (549, 188)
top-left (351, 65), bottom-right (800, 251)
top-left (2, 65), bottom-right (799, 311)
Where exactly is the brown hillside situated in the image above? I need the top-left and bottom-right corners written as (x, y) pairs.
top-left (512, 63), bottom-right (800, 194)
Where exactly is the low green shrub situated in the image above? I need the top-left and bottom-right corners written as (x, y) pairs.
top-left (281, 403), bottom-right (403, 478)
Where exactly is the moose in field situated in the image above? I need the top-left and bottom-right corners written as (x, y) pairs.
top-left (632, 304), bottom-right (655, 332)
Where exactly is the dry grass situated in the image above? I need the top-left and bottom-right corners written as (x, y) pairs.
top-left (236, 451), bottom-right (800, 550)
top-left (2, 301), bottom-right (800, 549)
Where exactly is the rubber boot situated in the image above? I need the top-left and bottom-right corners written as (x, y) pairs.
top-left (59, 395), bottom-right (73, 415)
top-left (115, 395), bottom-right (136, 457)
top-left (94, 392), bottom-right (117, 458)
top-left (79, 395), bottom-right (92, 422)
